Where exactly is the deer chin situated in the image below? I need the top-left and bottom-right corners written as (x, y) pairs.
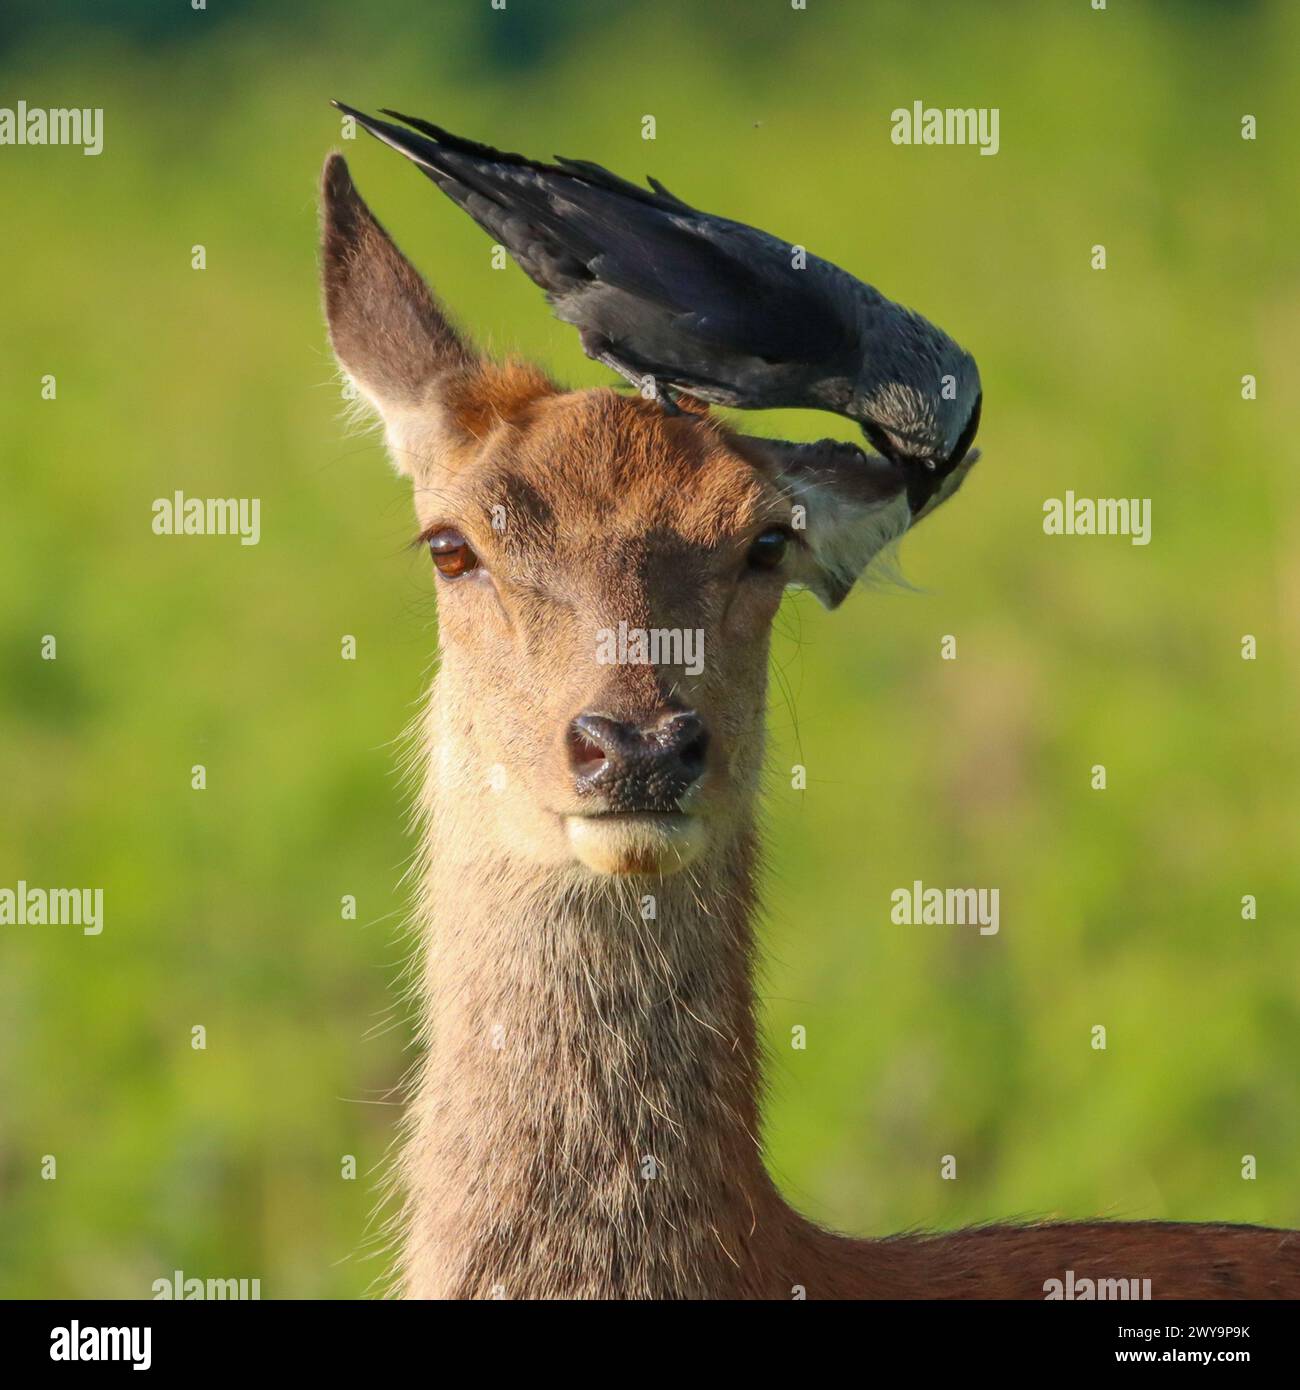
top-left (564, 812), bottom-right (707, 876)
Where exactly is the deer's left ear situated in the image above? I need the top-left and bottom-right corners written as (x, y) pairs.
top-left (742, 436), bottom-right (981, 609)
top-left (320, 154), bottom-right (559, 480)
top-left (319, 154), bottom-right (478, 433)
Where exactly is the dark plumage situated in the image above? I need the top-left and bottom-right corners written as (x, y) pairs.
top-left (334, 103), bottom-right (981, 509)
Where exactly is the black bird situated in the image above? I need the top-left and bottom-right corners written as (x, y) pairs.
top-left (334, 103), bottom-right (981, 508)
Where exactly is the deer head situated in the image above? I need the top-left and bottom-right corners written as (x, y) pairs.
top-left (320, 154), bottom-right (977, 879)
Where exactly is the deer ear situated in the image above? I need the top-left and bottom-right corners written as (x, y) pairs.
top-left (319, 153), bottom-right (479, 471)
top-left (745, 436), bottom-right (981, 609)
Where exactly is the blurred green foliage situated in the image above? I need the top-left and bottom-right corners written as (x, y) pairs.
top-left (1, 0), bottom-right (1296, 1298)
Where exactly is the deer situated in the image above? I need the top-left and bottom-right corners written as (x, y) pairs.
top-left (319, 150), bottom-right (1300, 1299)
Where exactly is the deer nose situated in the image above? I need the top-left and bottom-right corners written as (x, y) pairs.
top-left (568, 711), bottom-right (709, 812)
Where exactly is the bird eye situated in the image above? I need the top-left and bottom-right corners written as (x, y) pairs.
top-left (747, 526), bottom-right (790, 571)
top-left (427, 528), bottom-right (479, 579)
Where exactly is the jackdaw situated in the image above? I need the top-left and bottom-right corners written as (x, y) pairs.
top-left (333, 103), bottom-right (981, 512)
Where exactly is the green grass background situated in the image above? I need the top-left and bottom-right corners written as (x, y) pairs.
top-left (1, 0), bottom-right (1297, 1297)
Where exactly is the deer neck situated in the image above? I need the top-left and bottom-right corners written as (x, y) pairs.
top-left (399, 694), bottom-right (791, 1298)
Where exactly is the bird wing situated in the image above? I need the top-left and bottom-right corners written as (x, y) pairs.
top-left (333, 104), bottom-right (867, 409)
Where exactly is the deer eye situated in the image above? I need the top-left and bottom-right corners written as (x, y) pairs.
top-left (746, 526), bottom-right (790, 572)
top-left (427, 528), bottom-right (479, 579)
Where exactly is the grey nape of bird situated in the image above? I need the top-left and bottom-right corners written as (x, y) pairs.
top-left (332, 101), bottom-right (981, 510)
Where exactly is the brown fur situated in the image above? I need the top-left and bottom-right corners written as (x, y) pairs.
top-left (319, 154), bottom-right (1299, 1299)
